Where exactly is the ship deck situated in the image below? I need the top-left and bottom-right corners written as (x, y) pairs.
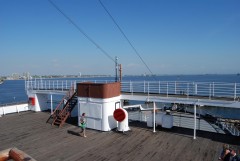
top-left (0, 111), bottom-right (239, 161)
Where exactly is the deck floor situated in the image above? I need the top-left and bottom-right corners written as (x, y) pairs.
top-left (0, 111), bottom-right (239, 161)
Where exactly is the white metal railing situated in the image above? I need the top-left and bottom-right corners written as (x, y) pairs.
top-left (121, 81), bottom-right (240, 100)
top-left (127, 110), bottom-right (240, 136)
top-left (25, 79), bottom-right (114, 92)
top-left (26, 80), bottom-right (240, 100)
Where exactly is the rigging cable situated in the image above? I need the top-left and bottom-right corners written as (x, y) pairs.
top-left (98, 0), bottom-right (155, 76)
top-left (48, 0), bottom-right (115, 63)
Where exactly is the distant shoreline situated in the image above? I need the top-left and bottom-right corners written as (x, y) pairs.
top-left (0, 73), bottom-right (239, 81)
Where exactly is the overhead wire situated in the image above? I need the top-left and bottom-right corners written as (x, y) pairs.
top-left (98, 0), bottom-right (155, 76)
top-left (48, 0), bottom-right (115, 63)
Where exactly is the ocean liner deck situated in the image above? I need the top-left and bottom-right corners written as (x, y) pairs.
top-left (0, 111), bottom-right (239, 161)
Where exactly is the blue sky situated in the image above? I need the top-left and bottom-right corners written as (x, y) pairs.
top-left (0, 0), bottom-right (240, 76)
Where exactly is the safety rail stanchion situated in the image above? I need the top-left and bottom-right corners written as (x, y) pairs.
top-left (130, 81), bottom-right (132, 95)
top-left (193, 103), bottom-right (197, 140)
top-left (62, 81), bottom-right (63, 91)
top-left (213, 82), bottom-right (215, 97)
top-left (50, 94), bottom-right (53, 114)
top-left (209, 83), bottom-right (211, 100)
top-left (195, 83), bottom-right (197, 95)
top-left (167, 82), bottom-right (168, 97)
top-left (144, 81), bottom-right (145, 93)
top-left (175, 81), bottom-right (177, 95)
top-left (74, 81), bottom-right (77, 91)
top-left (148, 82), bottom-right (149, 97)
top-left (159, 81), bottom-right (161, 94)
top-left (234, 83), bottom-right (237, 101)
top-left (153, 102), bottom-right (156, 133)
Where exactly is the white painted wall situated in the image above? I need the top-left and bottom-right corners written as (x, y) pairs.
top-left (0, 103), bottom-right (29, 116)
top-left (78, 96), bottom-right (120, 131)
top-left (35, 93), bottom-right (48, 111)
top-left (27, 92), bottom-right (48, 112)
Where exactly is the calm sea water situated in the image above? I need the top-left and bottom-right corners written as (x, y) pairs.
top-left (0, 75), bottom-right (240, 119)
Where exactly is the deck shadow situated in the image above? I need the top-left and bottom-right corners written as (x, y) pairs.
top-left (129, 121), bottom-right (240, 145)
top-left (67, 130), bottom-right (81, 136)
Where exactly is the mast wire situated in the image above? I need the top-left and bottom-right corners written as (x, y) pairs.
top-left (48, 0), bottom-right (115, 63)
top-left (98, 0), bottom-right (155, 76)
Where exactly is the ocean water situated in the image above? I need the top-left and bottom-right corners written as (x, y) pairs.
top-left (0, 75), bottom-right (240, 119)
top-left (0, 80), bottom-right (27, 104)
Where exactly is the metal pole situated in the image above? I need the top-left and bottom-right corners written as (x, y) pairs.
top-left (175, 81), bottom-right (177, 94)
top-left (144, 81), bottom-right (145, 93)
top-left (195, 83), bottom-right (197, 95)
top-left (119, 64), bottom-right (122, 82)
top-left (167, 82), bottom-right (168, 97)
top-left (212, 82), bottom-right (215, 97)
top-left (148, 82), bottom-right (149, 96)
top-left (194, 103), bottom-right (197, 139)
top-left (234, 83), bottom-right (237, 100)
top-left (209, 84), bottom-right (211, 100)
top-left (153, 102), bottom-right (156, 133)
top-left (159, 81), bottom-right (161, 94)
top-left (115, 56), bottom-right (118, 82)
top-left (51, 94), bottom-right (53, 114)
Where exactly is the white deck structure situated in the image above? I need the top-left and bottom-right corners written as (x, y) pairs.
top-left (25, 80), bottom-right (240, 108)
top-left (23, 79), bottom-right (240, 138)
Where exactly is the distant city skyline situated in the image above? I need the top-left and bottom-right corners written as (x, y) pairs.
top-left (1, 0), bottom-right (240, 76)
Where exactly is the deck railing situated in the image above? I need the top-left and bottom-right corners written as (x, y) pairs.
top-left (25, 80), bottom-right (240, 100)
top-left (127, 110), bottom-right (240, 136)
top-left (121, 81), bottom-right (240, 100)
top-left (25, 80), bottom-right (114, 92)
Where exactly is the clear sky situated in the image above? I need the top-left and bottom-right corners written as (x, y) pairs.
top-left (1, 0), bottom-right (240, 76)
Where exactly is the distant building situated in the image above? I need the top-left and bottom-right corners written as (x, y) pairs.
top-left (12, 73), bottom-right (20, 80)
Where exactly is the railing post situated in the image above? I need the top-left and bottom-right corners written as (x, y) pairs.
top-left (57, 80), bottom-right (58, 90)
top-left (51, 94), bottom-right (53, 114)
top-left (153, 102), bottom-right (156, 133)
top-left (167, 82), bottom-right (168, 97)
top-left (65, 80), bottom-right (67, 89)
top-left (212, 82), bottom-right (215, 97)
top-left (130, 81), bottom-right (132, 95)
top-left (74, 81), bottom-right (77, 91)
top-left (175, 81), bottom-right (177, 95)
top-left (148, 82), bottom-right (149, 96)
top-left (195, 83), bottom-right (197, 95)
top-left (193, 103), bottom-right (197, 139)
top-left (144, 81), bottom-right (145, 93)
top-left (209, 83), bottom-right (211, 100)
top-left (62, 81), bottom-right (63, 91)
top-left (234, 83), bottom-right (237, 100)
top-left (187, 83), bottom-right (189, 98)
top-left (159, 81), bottom-right (161, 94)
